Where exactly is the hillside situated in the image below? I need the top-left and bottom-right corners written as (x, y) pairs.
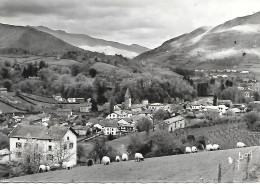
top-left (134, 11), bottom-right (260, 71)
top-left (33, 26), bottom-right (150, 58)
top-left (0, 23), bottom-right (80, 54)
top-left (3, 146), bottom-right (260, 183)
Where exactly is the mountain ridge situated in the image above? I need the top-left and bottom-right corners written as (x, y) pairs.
top-left (33, 26), bottom-right (150, 58)
top-left (0, 23), bottom-right (80, 54)
top-left (134, 11), bottom-right (260, 71)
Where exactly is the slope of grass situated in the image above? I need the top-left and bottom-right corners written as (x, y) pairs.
top-left (3, 146), bottom-right (260, 183)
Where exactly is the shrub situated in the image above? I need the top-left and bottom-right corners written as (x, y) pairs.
top-left (187, 135), bottom-right (195, 142)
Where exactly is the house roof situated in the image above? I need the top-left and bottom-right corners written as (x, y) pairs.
top-left (72, 125), bottom-right (87, 130)
top-left (9, 124), bottom-right (77, 140)
top-left (130, 104), bottom-right (145, 109)
top-left (57, 108), bottom-right (72, 112)
top-left (164, 116), bottom-right (184, 124)
top-left (99, 120), bottom-right (118, 128)
top-left (25, 115), bottom-right (41, 122)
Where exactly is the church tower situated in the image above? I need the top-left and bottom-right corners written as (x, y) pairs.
top-left (124, 88), bottom-right (131, 109)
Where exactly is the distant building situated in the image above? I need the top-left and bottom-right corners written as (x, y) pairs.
top-left (161, 116), bottom-right (185, 132)
top-left (100, 120), bottom-right (118, 135)
top-left (67, 98), bottom-right (76, 103)
top-left (56, 109), bottom-right (73, 118)
top-left (0, 88), bottom-right (7, 93)
top-left (117, 119), bottom-right (135, 134)
top-left (106, 110), bottom-right (132, 119)
top-left (217, 100), bottom-right (232, 107)
top-left (148, 103), bottom-right (164, 111)
top-left (72, 125), bottom-right (88, 136)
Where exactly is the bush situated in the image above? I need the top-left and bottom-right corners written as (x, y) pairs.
top-left (187, 135), bottom-right (195, 142)
top-left (127, 130), bottom-right (180, 158)
top-left (243, 112), bottom-right (260, 131)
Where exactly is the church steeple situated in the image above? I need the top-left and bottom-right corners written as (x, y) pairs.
top-left (124, 88), bottom-right (131, 109)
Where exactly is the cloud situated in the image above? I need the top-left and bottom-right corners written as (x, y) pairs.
top-left (0, 0), bottom-right (260, 48)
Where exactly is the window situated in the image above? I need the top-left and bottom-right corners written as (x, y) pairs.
top-left (16, 142), bottom-right (22, 148)
top-left (67, 136), bottom-right (69, 141)
top-left (16, 152), bottom-right (22, 158)
top-left (47, 154), bottom-right (53, 161)
top-left (48, 145), bottom-right (52, 151)
top-left (69, 143), bottom-right (74, 149)
top-left (64, 144), bottom-right (67, 150)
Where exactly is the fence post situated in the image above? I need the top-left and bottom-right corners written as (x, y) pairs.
top-left (218, 163), bottom-right (222, 183)
top-left (245, 154), bottom-right (250, 180)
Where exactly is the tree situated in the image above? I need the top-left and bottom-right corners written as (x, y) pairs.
top-left (90, 138), bottom-right (112, 164)
top-left (243, 112), bottom-right (260, 131)
top-left (89, 68), bottom-right (97, 78)
top-left (53, 140), bottom-right (76, 169)
top-left (91, 98), bottom-right (98, 112)
top-left (0, 132), bottom-right (9, 150)
top-left (77, 144), bottom-right (85, 162)
top-left (213, 95), bottom-right (218, 106)
top-left (136, 117), bottom-right (153, 132)
top-left (109, 97), bottom-right (115, 114)
top-left (253, 91), bottom-right (260, 101)
top-left (19, 139), bottom-right (45, 174)
top-left (3, 79), bottom-right (12, 91)
top-left (70, 64), bottom-right (81, 76)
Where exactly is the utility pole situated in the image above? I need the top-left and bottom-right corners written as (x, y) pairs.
top-left (218, 163), bottom-right (222, 183)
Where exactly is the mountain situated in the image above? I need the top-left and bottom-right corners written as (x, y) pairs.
top-left (0, 23), bottom-right (80, 54)
top-left (33, 26), bottom-right (150, 58)
top-left (134, 11), bottom-right (260, 71)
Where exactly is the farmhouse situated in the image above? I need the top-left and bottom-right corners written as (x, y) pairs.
top-left (117, 119), bottom-right (135, 134)
top-left (162, 116), bottom-right (185, 132)
top-left (217, 100), bottom-right (232, 107)
top-left (99, 120), bottom-right (118, 135)
top-left (56, 108), bottom-right (73, 118)
top-left (9, 124), bottom-right (78, 166)
top-left (79, 103), bottom-right (92, 113)
top-left (72, 125), bottom-right (88, 136)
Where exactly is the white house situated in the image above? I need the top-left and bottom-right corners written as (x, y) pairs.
top-left (99, 120), bottom-right (118, 135)
top-left (53, 95), bottom-right (63, 102)
top-left (204, 105), bottom-right (228, 116)
top-left (162, 116), bottom-right (185, 132)
top-left (106, 110), bottom-right (132, 119)
top-left (79, 103), bottom-right (92, 113)
top-left (148, 103), bottom-right (164, 111)
top-left (9, 124), bottom-right (78, 166)
top-left (68, 98), bottom-right (76, 103)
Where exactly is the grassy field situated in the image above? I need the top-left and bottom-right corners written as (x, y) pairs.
top-left (0, 101), bottom-right (22, 113)
top-left (0, 56), bottom-right (80, 66)
top-left (3, 146), bottom-right (260, 183)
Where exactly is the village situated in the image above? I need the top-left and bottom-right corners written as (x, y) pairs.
top-left (0, 75), bottom-right (257, 170)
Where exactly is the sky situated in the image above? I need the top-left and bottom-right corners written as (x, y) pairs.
top-left (0, 0), bottom-right (260, 49)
